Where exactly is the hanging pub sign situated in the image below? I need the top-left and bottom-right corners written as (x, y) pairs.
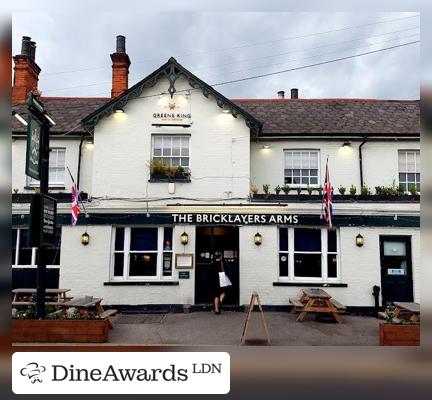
top-left (25, 116), bottom-right (42, 180)
top-left (29, 193), bottom-right (57, 247)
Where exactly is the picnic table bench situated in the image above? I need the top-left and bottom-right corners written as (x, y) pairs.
top-left (378, 302), bottom-right (420, 323)
top-left (12, 288), bottom-right (71, 307)
top-left (290, 288), bottom-right (345, 323)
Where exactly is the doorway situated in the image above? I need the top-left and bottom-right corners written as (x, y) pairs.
top-left (195, 226), bottom-right (239, 306)
top-left (379, 235), bottom-right (414, 305)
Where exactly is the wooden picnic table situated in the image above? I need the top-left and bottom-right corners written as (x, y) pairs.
top-left (290, 288), bottom-right (345, 323)
top-left (12, 288), bottom-right (71, 306)
top-left (393, 302), bottom-right (420, 323)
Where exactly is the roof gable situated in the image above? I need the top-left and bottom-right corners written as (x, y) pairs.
top-left (81, 57), bottom-right (262, 133)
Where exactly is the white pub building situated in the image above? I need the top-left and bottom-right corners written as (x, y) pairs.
top-left (12, 36), bottom-right (420, 312)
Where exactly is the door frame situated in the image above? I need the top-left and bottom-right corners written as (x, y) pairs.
top-left (379, 235), bottom-right (414, 305)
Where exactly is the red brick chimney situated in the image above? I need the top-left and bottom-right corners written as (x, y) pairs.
top-left (110, 35), bottom-right (130, 98)
top-left (12, 36), bottom-right (41, 103)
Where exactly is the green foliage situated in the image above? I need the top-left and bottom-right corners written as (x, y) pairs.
top-left (408, 183), bottom-right (417, 196)
top-left (317, 186), bottom-right (323, 196)
top-left (338, 186), bottom-right (346, 195)
top-left (274, 185), bottom-right (281, 195)
top-left (349, 184), bottom-right (357, 196)
top-left (296, 187), bottom-right (302, 195)
top-left (360, 185), bottom-right (371, 196)
top-left (306, 185), bottom-right (313, 195)
top-left (281, 184), bottom-right (290, 194)
top-left (149, 159), bottom-right (189, 180)
top-left (262, 184), bottom-right (270, 194)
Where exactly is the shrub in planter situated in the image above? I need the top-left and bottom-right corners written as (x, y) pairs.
top-left (282, 184), bottom-right (290, 195)
top-left (250, 184), bottom-right (259, 195)
top-left (375, 181), bottom-right (400, 197)
top-left (274, 185), bottom-right (281, 195)
top-left (317, 186), bottom-right (323, 196)
top-left (296, 187), bottom-right (302, 195)
top-left (338, 186), bottom-right (346, 195)
top-left (149, 159), bottom-right (169, 179)
top-left (349, 184), bottom-right (357, 196)
top-left (398, 184), bottom-right (405, 196)
top-left (262, 184), bottom-right (270, 196)
top-left (306, 185), bottom-right (313, 195)
top-left (408, 183), bottom-right (418, 196)
top-left (360, 185), bottom-right (371, 196)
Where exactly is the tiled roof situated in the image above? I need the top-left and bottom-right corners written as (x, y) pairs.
top-left (12, 97), bottom-right (420, 137)
top-left (12, 97), bottom-right (109, 135)
top-left (233, 98), bottom-right (420, 136)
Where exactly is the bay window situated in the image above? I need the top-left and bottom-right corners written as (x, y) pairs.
top-left (112, 226), bottom-right (174, 281)
top-left (279, 227), bottom-right (339, 281)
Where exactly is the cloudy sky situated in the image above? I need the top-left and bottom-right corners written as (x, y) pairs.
top-left (12, 12), bottom-right (420, 100)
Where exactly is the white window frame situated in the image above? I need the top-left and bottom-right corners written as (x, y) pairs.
top-left (398, 150), bottom-right (420, 193)
top-left (12, 227), bottom-right (60, 268)
top-left (27, 148), bottom-right (66, 187)
top-left (110, 226), bottom-right (175, 281)
top-left (284, 149), bottom-right (320, 188)
top-left (151, 134), bottom-right (191, 169)
top-left (278, 227), bottom-right (341, 283)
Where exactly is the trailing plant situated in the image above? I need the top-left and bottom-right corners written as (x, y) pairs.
top-left (281, 184), bottom-right (290, 195)
top-left (250, 184), bottom-right (259, 194)
top-left (338, 185), bottom-right (346, 195)
top-left (274, 185), bottom-right (281, 195)
top-left (262, 184), bottom-right (270, 195)
top-left (349, 184), bottom-right (357, 196)
top-left (306, 185), bottom-right (313, 195)
top-left (360, 185), bottom-right (371, 196)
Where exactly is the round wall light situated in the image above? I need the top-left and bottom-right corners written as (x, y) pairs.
top-left (81, 231), bottom-right (90, 246)
top-left (356, 233), bottom-right (364, 247)
top-left (180, 232), bottom-right (189, 245)
top-left (254, 232), bottom-right (263, 246)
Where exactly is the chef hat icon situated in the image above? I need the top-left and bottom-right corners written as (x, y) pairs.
top-left (20, 362), bottom-right (46, 383)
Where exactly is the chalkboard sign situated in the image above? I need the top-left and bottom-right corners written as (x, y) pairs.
top-left (29, 193), bottom-right (57, 247)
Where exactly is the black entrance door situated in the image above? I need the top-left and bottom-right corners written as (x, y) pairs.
top-left (379, 236), bottom-right (414, 305)
top-left (195, 226), bottom-right (239, 306)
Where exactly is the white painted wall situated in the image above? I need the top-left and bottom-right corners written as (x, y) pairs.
top-left (92, 75), bottom-right (251, 202)
top-left (250, 139), bottom-right (420, 193)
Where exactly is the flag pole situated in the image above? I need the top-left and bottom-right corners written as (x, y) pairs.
top-left (66, 166), bottom-right (87, 215)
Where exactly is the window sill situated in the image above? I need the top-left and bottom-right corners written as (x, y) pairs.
top-left (24, 186), bottom-right (66, 190)
top-left (104, 281), bottom-right (179, 286)
top-left (148, 178), bottom-right (191, 183)
top-left (273, 282), bottom-right (348, 287)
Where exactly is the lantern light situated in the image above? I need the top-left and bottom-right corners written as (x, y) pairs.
top-left (180, 232), bottom-right (189, 245)
top-left (254, 232), bottom-right (263, 246)
top-left (356, 233), bottom-right (364, 247)
top-left (114, 108), bottom-right (124, 113)
top-left (81, 231), bottom-right (90, 246)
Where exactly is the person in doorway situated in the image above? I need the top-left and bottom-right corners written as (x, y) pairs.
top-left (211, 250), bottom-right (227, 314)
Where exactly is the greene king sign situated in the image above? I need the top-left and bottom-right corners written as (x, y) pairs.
top-left (172, 213), bottom-right (299, 225)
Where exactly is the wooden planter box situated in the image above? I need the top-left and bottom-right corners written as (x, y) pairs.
top-left (379, 323), bottom-right (420, 346)
top-left (12, 319), bottom-right (109, 343)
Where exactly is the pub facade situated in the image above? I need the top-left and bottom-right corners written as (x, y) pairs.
top-left (12, 36), bottom-right (420, 310)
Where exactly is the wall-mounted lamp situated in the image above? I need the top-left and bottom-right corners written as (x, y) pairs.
top-left (12, 111), bottom-right (28, 127)
top-left (254, 232), bottom-right (263, 246)
top-left (262, 145), bottom-right (271, 150)
top-left (342, 142), bottom-right (351, 148)
top-left (114, 108), bottom-right (124, 113)
top-left (222, 105), bottom-right (230, 113)
top-left (180, 232), bottom-right (189, 245)
top-left (81, 231), bottom-right (90, 246)
top-left (356, 233), bottom-right (364, 247)
top-left (44, 112), bottom-right (56, 126)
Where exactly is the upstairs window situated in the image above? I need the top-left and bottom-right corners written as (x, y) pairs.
top-left (398, 150), bottom-right (420, 193)
top-left (284, 150), bottom-right (319, 187)
top-left (152, 135), bottom-right (190, 168)
top-left (28, 148), bottom-right (66, 187)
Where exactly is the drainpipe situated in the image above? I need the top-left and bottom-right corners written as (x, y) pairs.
top-left (359, 137), bottom-right (367, 188)
top-left (77, 134), bottom-right (85, 190)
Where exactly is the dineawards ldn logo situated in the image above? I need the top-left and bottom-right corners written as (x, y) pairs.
top-left (20, 362), bottom-right (47, 384)
top-left (13, 352), bottom-right (230, 394)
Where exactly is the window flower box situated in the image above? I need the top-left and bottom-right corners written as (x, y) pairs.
top-left (379, 322), bottom-right (420, 346)
top-left (12, 319), bottom-right (109, 343)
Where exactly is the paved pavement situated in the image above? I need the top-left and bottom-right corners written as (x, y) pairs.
top-left (108, 311), bottom-right (380, 346)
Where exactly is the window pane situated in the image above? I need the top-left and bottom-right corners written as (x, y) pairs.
top-left (46, 248), bottom-right (60, 265)
top-left (171, 157), bottom-right (180, 166)
top-left (310, 169), bottom-right (318, 177)
top-left (383, 257), bottom-right (407, 275)
top-left (130, 228), bottom-right (158, 251)
top-left (293, 153), bottom-right (301, 168)
top-left (129, 253), bottom-right (157, 276)
top-left (180, 158), bottom-right (189, 167)
top-left (285, 152), bottom-right (292, 168)
top-left (327, 254), bottom-right (337, 278)
top-left (279, 254), bottom-right (288, 277)
top-left (328, 230), bottom-right (337, 252)
top-left (162, 253), bottom-right (172, 276)
top-left (415, 152), bottom-right (420, 170)
top-left (407, 173), bottom-right (415, 182)
top-left (383, 241), bottom-right (406, 256)
top-left (399, 173), bottom-right (406, 183)
top-left (163, 227), bottom-right (173, 250)
top-left (115, 227), bottom-right (124, 251)
top-left (12, 229), bottom-right (17, 265)
top-left (310, 152), bottom-right (318, 168)
top-left (114, 253), bottom-right (124, 277)
top-left (310, 177), bottom-right (318, 184)
top-left (406, 152), bottom-right (415, 172)
top-left (18, 229), bottom-right (32, 265)
top-left (294, 229), bottom-right (321, 252)
top-left (398, 152), bottom-right (406, 171)
top-left (294, 254), bottom-right (322, 277)
top-left (279, 228), bottom-right (288, 251)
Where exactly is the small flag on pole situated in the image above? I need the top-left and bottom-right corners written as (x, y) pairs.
top-left (321, 158), bottom-right (334, 228)
top-left (71, 182), bottom-right (80, 226)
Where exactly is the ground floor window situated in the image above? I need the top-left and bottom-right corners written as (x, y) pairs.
top-left (112, 226), bottom-right (174, 280)
top-left (279, 227), bottom-right (339, 281)
top-left (12, 227), bottom-right (61, 267)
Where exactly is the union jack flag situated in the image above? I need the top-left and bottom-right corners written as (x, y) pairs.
top-left (321, 158), bottom-right (333, 228)
top-left (71, 183), bottom-right (80, 226)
